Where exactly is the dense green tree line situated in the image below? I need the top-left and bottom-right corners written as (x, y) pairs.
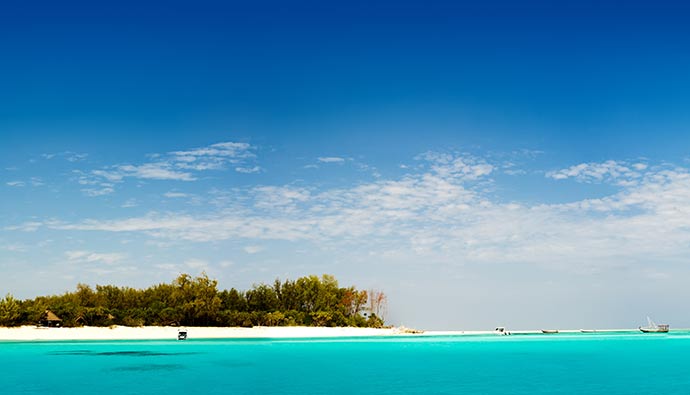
top-left (0, 274), bottom-right (386, 328)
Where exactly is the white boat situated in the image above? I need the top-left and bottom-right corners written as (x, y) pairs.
top-left (494, 327), bottom-right (510, 335)
top-left (639, 317), bottom-right (669, 333)
top-left (541, 329), bottom-right (559, 334)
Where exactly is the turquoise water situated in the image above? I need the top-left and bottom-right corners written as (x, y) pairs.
top-left (3, 333), bottom-right (690, 394)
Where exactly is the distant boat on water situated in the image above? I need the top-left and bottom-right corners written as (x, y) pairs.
top-left (494, 327), bottom-right (510, 335)
top-left (639, 317), bottom-right (669, 333)
top-left (580, 329), bottom-right (597, 333)
top-left (541, 329), bottom-right (559, 334)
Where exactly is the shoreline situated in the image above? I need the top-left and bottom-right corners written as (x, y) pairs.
top-left (0, 326), bottom-right (672, 341)
top-left (0, 325), bottom-right (409, 341)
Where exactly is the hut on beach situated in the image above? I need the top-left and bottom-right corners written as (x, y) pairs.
top-left (39, 310), bottom-right (62, 327)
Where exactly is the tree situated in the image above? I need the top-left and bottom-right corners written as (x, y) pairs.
top-left (0, 294), bottom-right (21, 327)
top-left (171, 273), bottom-right (222, 326)
top-left (220, 288), bottom-right (248, 312)
top-left (4, 273), bottom-right (387, 328)
top-left (246, 284), bottom-right (279, 312)
top-left (367, 289), bottom-right (388, 322)
top-left (341, 287), bottom-right (367, 316)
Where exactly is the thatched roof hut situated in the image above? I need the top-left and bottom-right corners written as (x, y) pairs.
top-left (40, 310), bottom-right (62, 327)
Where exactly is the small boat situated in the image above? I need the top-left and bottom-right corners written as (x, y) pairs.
top-left (580, 329), bottom-right (597, 333)
top-left (639, 317), bottom-right (669, 333)
top-left (541, 329), bottom-right (559, 334)
top-left (177, 328), bottom-right (188, 340)
top-left (494, 327), bottom-right (510, 335)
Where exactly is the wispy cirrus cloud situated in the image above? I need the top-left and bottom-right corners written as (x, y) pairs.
top-left (317, 157), bottom-right (346, 163)
top-left (168, 142), bottom-right (255, 170)
top-left (163, 191), bottom-right (189, 198)
top-left (308, 156), bottom-right (381, 177)
top-left (546, 160), bottom-right (648, 185)
top-left (417, 151), bottom-right (494, 181)
top-left (235, 166), bottom-right (261, 174)
top-left (96, 163), bottom-right (196, 182)
top-left (74, 141), bottom-right (258, 196)
top-left (4, 221), bottom-right (44, 232)
top-left (6, 178), bottom-right (44, 188)
top-left (42, 151), bottom-right (88, 162)
top-left (65, 250), bottom-right (126, 265)
top-left (253, 186), bottom-right (311, 212)
top-left (82, 186), bottom-right (115, 197)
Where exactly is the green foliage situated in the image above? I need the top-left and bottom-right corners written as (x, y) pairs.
top-left (0, 294), bottom-right (21, 327)
top-left (6, 273), bottom-right (387, 328)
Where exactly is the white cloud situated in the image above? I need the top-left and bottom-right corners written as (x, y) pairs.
top-left (91, 170), bottom-right (124, 182)
top-left (83, 187), bottom-right (115, 197)
top-left (92, 163), bottom-right (195, 183)
top-left (66, 153), bottom-right (89, 162)
top-left (79, 141), bottom-right (257, 196)
top-left (121, 199), bottom-right (138, 208)
top-left (546, 160), bottom-right (647, 184)
top-left (65, 250), bottom-right (125, 265)
top-left (417, 151), bottom-right (494, 180)
top-left (4, 221), bottom-right (43, 232)
top-left (235, 166), bottom-right (261, 174)
top-left (117, 163), bottom-right (196, 181)
top-left (6, 178), bottom-right (44, 187)
top-left (253, 186), bottom-right (311, 212)
top-left (42, 151), bottom-right (88, 162)
top-left (164, 191), bottom-right (189, 198)
top-left (29, 177), bottom-right (44, 186)
top-left (318, 157), bottom-right (346, 163)
top-left (169, 141), bottom-right (256, 172)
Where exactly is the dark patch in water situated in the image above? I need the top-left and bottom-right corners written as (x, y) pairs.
top-left (111, 363), bottom-right (185, 372)
top-left (49, 350), bottom-right (201, 357)
top-left (97, 351), bottom-right (177, 357)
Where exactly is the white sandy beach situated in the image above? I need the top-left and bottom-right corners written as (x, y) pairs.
top-left (0, 326), bottom-right (646, 341)
top-left (0, 325), bottom-right (424, 341)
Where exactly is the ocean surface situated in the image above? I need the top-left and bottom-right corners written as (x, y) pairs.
top-left (3, 332), bottom-right (690, 394)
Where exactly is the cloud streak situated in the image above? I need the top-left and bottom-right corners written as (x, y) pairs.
top-left (546, 160), bottom-right (648, 185)
top-left (77, 141), bottom-right (258, 196)
top-left (317, 157), bottom-right (346, 163)
top-left (65, 250), bottom-right (126, 265)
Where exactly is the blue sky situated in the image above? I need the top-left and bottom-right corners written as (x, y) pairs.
top-left (2, 1), bottom-right (690, 329)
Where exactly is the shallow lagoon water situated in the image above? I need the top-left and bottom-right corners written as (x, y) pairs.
top-left (3, 332), bottom-right (690, 394)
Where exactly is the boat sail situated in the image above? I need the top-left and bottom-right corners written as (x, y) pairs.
top-left (639, 317), bottom-right (669, 333)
